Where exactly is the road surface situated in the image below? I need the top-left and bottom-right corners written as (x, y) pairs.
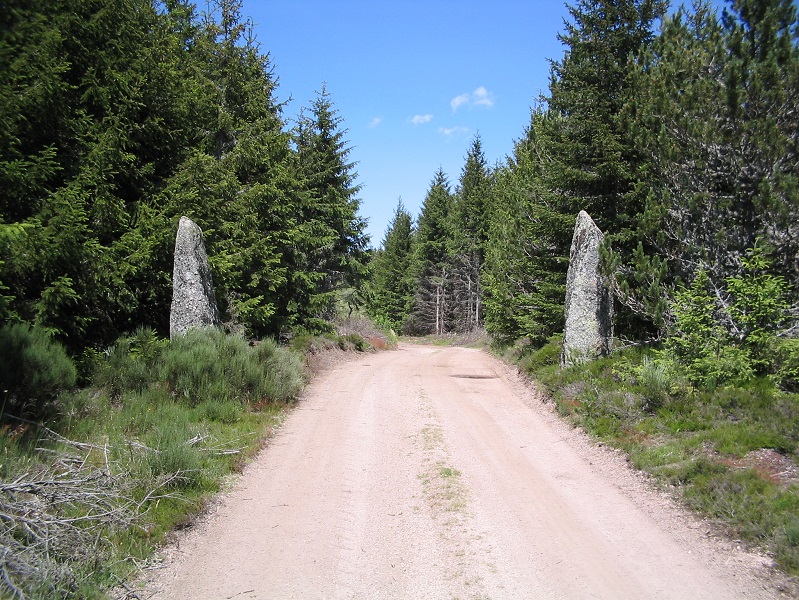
top-left (145, 344), bottom-right (783, 599)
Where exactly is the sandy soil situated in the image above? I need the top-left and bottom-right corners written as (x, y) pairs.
top-left (142, 343), bottom-right (791, 599)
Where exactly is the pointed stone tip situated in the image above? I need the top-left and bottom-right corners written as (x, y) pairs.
top-left (178, 215), bottom-right (196, 230)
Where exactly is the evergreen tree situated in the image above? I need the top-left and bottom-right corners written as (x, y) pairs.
top-left (407, 168), bottom-right (454, 335)
top-left (292, 84), bottom-right (370, 329)
top-left (543, 0), bottom-right (668, 340)
top-left (367, 201), bottom-right (415, 331)
top-left (723, 0), bottom-right (799, 286)
top-left (0, 0), bottom-right (372, 349)
top-left (482, 113), bottom-right (573, 345)
top-left (151, 0), bottom-right (298, 339)
top-left (625, 0), bottom-right (799, 326)
top-left (0, 0), bottom-right (199, 346)
top-left (449, 135), bottom-right (491, 332)
top-left (547, 0), bottom-right (667, 227)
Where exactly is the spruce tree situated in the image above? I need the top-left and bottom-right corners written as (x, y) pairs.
top-left (292, 84), bottom-right (369, 329)
top-left (539, 0), bottom-right (668, 340)
top-left (408, 168), bottom-right (454, 335)
top-left (449, 135), bottom-right (491, 332)
top-left (625, 0), bottom-right (799, 325)
top-left (367, 201), bottom-right (415, 331)
top-left (0, 0), bottom-right (199, 347)
top-left (152, 0), bottom-right (299, 339)
top-left (482, 113), bottom-right (573, 345)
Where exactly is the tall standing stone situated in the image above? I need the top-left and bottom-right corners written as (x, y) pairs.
top-left (561, 211), bottom-right (613, 366)
top-left (170, 216), bottom-right (221, 339)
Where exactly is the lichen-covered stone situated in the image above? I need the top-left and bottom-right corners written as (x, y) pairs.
top-left (561, 211), bottom-right (613, 366)
top-left (170, 216), bottom-right (221, 339)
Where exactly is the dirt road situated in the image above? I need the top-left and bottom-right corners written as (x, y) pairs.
top-left (146, 344), bottom-right (784, 599)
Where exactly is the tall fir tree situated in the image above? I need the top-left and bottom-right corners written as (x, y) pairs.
top-left (407, 168), bottom-right (454, 335)
top-left (538, 0), bottom-right (668, 340)
top-left (625, 0), bottom-right (799, 328)
top-left (154, 0), bottom-right (299, 339)
top-left (449, 135), bottom-right (491, 332)
top-left (292, 84), bottom-right (369, 330)
top-left (0, 0), bottom-right (372, 349)
top-left (483, 113), bottom-right (573, 345)
top-left (367, 201), bottom-right (415, 331)
top-left (0, 0), bottom-right (202, 346)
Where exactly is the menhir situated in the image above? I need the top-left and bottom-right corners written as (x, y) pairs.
top-left (170, 216), bottom-right (221, 339)
top-left (561, 210), bottom-right (613, 366)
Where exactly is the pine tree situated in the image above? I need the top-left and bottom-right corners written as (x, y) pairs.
top-left (724, 0), bottom-right (799, 286)
top-left (407, 168), bottom-right (454, 335)
top-left (0, 0), bottom-right (200, 347)
top-left (536, 0), bottom-right (668, 341)
top-left (292, 84), bottom-right (369, 329)
top-left (0, 0), bottom-right (354, 347)
top-left (367, 201), bottom-right (415, 331)
top-left (482, 113), bottom-right (573, 345)
top-left (150, 0), bottom-right (299, 339)
top-left (547, 0), bottom-right (666, 228)
top-left (625, 0), bottom-right (799, 326)
top-left (449, 135), bottom-right (491, 332)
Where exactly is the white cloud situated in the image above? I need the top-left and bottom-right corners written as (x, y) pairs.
top-left (472, 86), bottom-right (494, 108)
top-left (450, 87), bottom-right (495, 112)
top-left (438, 126), bottom-right (470, 138)
top-left (368, 117), bottom-right (383, 129)
top-left (450, 93), bottom-right (470, 112)
top-left (410, 114), bottom-right (433, 125)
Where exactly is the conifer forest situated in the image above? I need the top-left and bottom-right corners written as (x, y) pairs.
top-left (368, 0), bottom-right (799, 389)
top-left (2, 0), bottom-right (799, 595)
top-left (1, 0), bottom-right (797, 374)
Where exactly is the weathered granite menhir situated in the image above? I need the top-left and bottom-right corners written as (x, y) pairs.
top-left (561, 210), bottom-right (613, 366)
top-left (170, 216), bottom-right (221, 339)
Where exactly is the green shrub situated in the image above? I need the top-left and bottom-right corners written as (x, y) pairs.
top-left (635, 356), bottom-right (672, 409)
top-left (521, 335), bottom-right (562, 372)
top-left (198, 399), bottom-right (242, 424)
top-left (161, 329), bottom-right (304, 407)
top-left (147, 428), bottom-right (204, 488)
top-left (0, 323), bottom-right (77, 419)
top-left (252, 338), bottom-right (305, 403)
top-left (776, 338), bottom-right (799, 392)
top-left (725, 243), bottom-right (789, 372)
top-left (95, 328), bottom-right (167, 398)
top-left (161, 329), bottom-right (223, 405)
top-left (342, 333), bottom-right (369, 352)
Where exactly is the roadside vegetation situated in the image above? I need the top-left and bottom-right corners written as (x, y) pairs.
top-left (0, 323), bottom-right (378, 600)
top-left (519, 339), bottom-right (799, 578)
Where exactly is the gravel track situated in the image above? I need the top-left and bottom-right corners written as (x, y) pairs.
top-left (145, 343), bottom-right (787, 599)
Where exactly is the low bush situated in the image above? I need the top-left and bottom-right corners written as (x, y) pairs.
top-left (0, 326), bottom-right (310, 599)
top-left (0, 323), bottom-right (77, 419)
top-left (94, 327), bottom-right (167, 399)
top-left (522, 346), bottom-right (799, 577)
top-left (776, 338), bottom-right (799, 392)
top-left (159, 329), bottom-right (304, 407)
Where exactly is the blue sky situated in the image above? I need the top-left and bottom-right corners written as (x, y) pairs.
top-left (241, 0), bottom-right (726, 248)
top-left (239, 0), bottom-right (568, 247)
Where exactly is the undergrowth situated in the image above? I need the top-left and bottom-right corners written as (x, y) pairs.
top-left (0, 326), bottom-right (307, 600)
top-left (513, 335), bottom-right (799, 578)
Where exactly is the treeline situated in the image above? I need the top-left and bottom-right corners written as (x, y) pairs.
top-left (0, 0), bottom-right (368, 355)
top-left (368, 0), bottom-right (799, 367)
